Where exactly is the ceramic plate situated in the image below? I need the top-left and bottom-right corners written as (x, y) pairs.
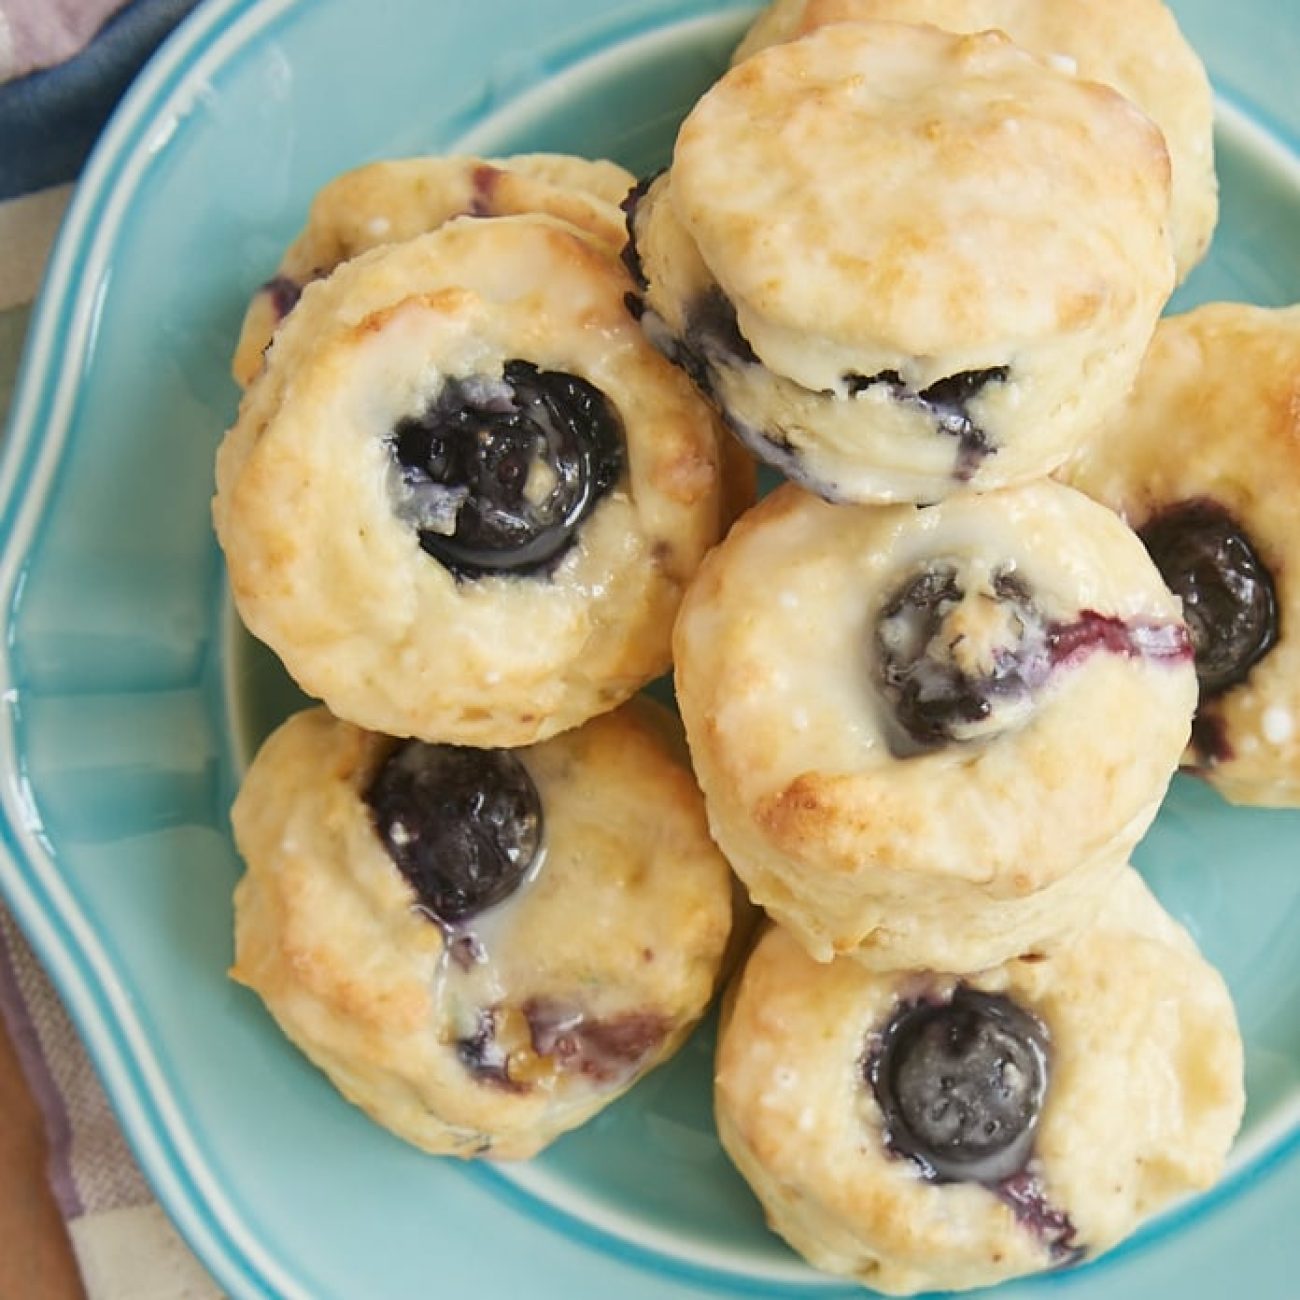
top-left (4, 0), bottom-right (1300, 1295)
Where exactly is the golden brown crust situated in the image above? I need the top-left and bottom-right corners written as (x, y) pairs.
top-left (215, 215), bottom-right (735, 746)
top-left (673, 481), bottom-right (1196, 969)
top-left (732, 0), bottom-right (1216, 280)
top-left (231, 700), bottom-right (737, 1159)
top-left (715, 871), bottom-right (1243, 1294)
top-left (679, 23), bottom-right (1172, 355)
top-left (633, 24), bottom-right (1174, 502)
top-left (232, 153), bottom-right (636, 387)
top-left (1058, 303), bottom-right (1300, 806)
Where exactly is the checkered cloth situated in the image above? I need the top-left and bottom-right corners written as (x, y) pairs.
top-left (0, 3), bottom-right (219, 1295)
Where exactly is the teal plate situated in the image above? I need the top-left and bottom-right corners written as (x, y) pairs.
top-left (3, 0), bottom-right (1300, 1295)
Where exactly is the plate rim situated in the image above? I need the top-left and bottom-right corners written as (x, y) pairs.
top-left (0, 2), bottom-right (332, 1294)
top-left (2, 0), bottom-right (1300, 1297)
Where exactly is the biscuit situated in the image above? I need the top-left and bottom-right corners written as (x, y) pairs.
top-left (230, 700), bottom-right (737, 1159)
top-left (233, 153), bottom-right (635, 387)
top-left (673, 480), bottom-right (1196, 970)
top-left (215, 214), bottom-right (734, 747)
top-left (1058, 303), bottom-right (1300, 806)
top-left (732, 0), bottom-right (1215, 281)
top-left (715, 869), bottom-right (1244, 1294)
top-left (626, 23), bottom-right (1174, 503)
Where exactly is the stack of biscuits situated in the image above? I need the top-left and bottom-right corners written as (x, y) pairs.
top-left (211, 0), bottom-right (1300, 1291)
top-left (629, 1), bottom-right (1259, 1292)
top-left (214, 155), bottom-right (755, 1159)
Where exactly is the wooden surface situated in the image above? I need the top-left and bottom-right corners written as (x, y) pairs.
top-left (0, 1010), bottom-right (86, 1299)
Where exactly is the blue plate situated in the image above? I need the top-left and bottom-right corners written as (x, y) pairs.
top-left (3, 0), bottom-right (1300, 1296)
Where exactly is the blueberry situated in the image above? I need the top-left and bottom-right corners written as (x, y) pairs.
top-left (455, 1008), bottom-right (519, 1091)
top-left (619, 173), bottom-right (660, 294)
top-left (634, 277), bottom-right (1007, 490)
top-left (1046, 608), bottom-right (1192, 668)
top-left (1138, 499), bottom-right (1278, 696)
top-left (868, 987), bottom-right (1050, 1184)
top-left (468, 163), bottom-right (504, 217)
top-left (875, 564), bottom-right (1048, 752)
top-left (845, 367), bottom-right (1009, 478)
top-left (1191, 709), bottom-right (1233, 764)
top-left (650, 288), bottom-right (761, 404)
top-left (364, 742), bottom-right (542, 925)
top-left (389, 360), bottom-right (624, 579)
top-left (644, 281), bottom-right (755, 387)
top-left (684, 289), bottom-right (759, 373)
top-left (525, 997), bottom-right (669, 1084)
top-left (999, 1168), bottom-right (1082, 1264)
top-left (260, 274), bottom-right (302, 320)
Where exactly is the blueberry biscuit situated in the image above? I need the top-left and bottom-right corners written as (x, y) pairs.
top-left (732, 0), bottom-right (1215, 281)
top-left (233, 153), bottom-right (636, 387)
top-left (1058, 303), bottom-right (1300, 806)
top-left (230, 700), bottom-right (737, 1159)
top-left (673, 481), bottom-right (1196, 971)
top-left (715, 870), bottom-right (1243, 1294)
top-left (626, 22), bottom-right (1175, 503)
top-left (215, 214), bottom-right (733, 747)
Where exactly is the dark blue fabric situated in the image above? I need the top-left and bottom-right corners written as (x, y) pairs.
top-left (0, 0), bottom-right (202, 201)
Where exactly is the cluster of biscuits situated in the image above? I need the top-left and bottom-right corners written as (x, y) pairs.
top-left (625, 2), bottom-right (1266, 1291)
top-left (215, 154), bottom-right (755, 1158)
top-left (212, 0), bottom-right (1300, 1292)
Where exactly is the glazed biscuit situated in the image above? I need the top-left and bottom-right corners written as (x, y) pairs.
top-left (732, 0), bottom-right (1215, 281)
top-left (215, 215), bottom-right (733, 747)
top-left (715, 870), bottom-right (1244, 1294)
top-left (233, 153), bottom-right (635, 387)
top-left (627, 23), bottom-right (1175, 503)
top-left (673, 481), bottom-right (1197, 970)
top-left (1058, 303), bottom-right (1300, 806)
top-left (231, 700), bottom-right (736, 1159)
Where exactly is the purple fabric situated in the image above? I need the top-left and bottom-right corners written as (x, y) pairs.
top-left (0, 0), bottom-right (130, 81)
top-left (0, 906), bottom-right (154, 1217)
top-left (0, 911), bottom-right (84, 1218)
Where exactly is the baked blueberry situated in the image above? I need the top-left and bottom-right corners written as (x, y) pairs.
top-left (389, 360), bottom-right (625, 579)
top-left (868, 986), bottom-right (1050, 1184)
top-left (1191, 710), bottom-right (1233, 764)
top-left (875, 564), bottom-right (1048, 752)
top-left (876, 561), bottom-right (1194, 753)
top-left (1138, 498), bottom-right (1278, 696)
top-left (640, 287), bottom-right (759, 405)
top-left (261, 273), bottom-right (303, 321)
top-left (455, 1009), bottom-right (518, 1090)
top-left (1046, 608), bottom-right (1192, 668)
top-left (525, 997), bottom-right (671, 1084)
top-left (467, 162), bottom-right (505, 216)
top-left (664, 292), bottom-right (1008, 486)
top-left (846, 367), bottom-right (1009, 478)
top-left (364, 741), bottom-right (543, 925)
top-left (999, 1168), bottom-right (1081, 1264)
top-left (619, 173), bottom-right (659, 293)
top-left (684, 288), bottom-right (760, 379)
